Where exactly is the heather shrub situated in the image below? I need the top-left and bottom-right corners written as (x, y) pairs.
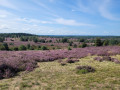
top-left (76, 66), bottom-right (95, 74)
top-left (102, 56), bottom-right (112, 61)
top-left (94, 57), bottom-right (103, 62)
top-left (94, 56), bottom-right (120, 64)
top-left (0, 64), bottom-right (20, 79)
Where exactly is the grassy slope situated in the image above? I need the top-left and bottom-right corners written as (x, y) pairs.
top-left (1, 55), bottom-right (120, 90)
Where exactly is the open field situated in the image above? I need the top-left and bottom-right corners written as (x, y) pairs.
top-left (1, 55), bottom-right (120, 90)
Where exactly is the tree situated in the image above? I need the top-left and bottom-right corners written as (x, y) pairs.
top-left (26, 44), bottom-right (31, 49)
top-left (19, 45), bottom-right (26, 50)
top-left (79, 38), bottom-right (85, 42)
top-left (68, 46), bottom-right (72, 50)
top-left (0, 44), bottom-right (5, 50)
top-left (95, 38), bottom-right (102, 46)
top-left (3, 43), bottom-right (9, 50)
top-left (0, 37), bottom-right (4, 42)
top-left (41, 46), bottom-right (48, 50)
top-left (61, 38), bottom-right (68, 43)
top-left (13, 47), bottom-right (18, 51)
top-left (103, 40), bottom-right (109, 46)
top-left (73, 44), bottom-right (77, 48)
top-left (33, 38), bottom-right (38, 43)
top-left (69, 41), bottom-right (73, 46)
top-left (81, 43), bottom-right (87, 48)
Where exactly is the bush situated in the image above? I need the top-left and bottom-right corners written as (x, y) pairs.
top-left (41, 46), bottom-right (48, 50)
top-left (94, 56), bottom-right (120, 64)
top-left (0, 64), bottom-right (20, 79)
top-left (3, 43), bottom-right (9, 50)
top-left (68, 46), bottom-right (72, 50)
top-left (0, 44), bottom-right (6, 50)
top-left (19, 45), bottom-right (27, 50)
top-left (76, 66), bottom-right (95, 74)
top-left (81, 43), bottom-right (87, 48)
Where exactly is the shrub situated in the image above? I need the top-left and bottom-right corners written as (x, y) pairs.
top-left (81, 43), bottom-right (87, 48)
top-left (94, 57), bottom-right (103, 62)
top-left (19, 45), bottom-right (27, 50)
top-left (41, 46), bottom-right (48, 50)
top-left (94, 56), bottom-right (120, 64)
top-left (0, 64), bottom-right (20, 79)
top-left (13, 47), bottom-right (19, 51)
top-left (68, 46), bottom-right (72, 50)
top-left (0, 44), bottom-right (6, 50)
top-left (95, 38), bottom-right (102, 46)
top-left (76, 66), bottom-right (95, 74)
top-left (3, 43), bottom-right (9, 50)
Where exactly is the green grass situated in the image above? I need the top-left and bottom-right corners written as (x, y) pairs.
top-left (1, 55), bottom-right (120, 90)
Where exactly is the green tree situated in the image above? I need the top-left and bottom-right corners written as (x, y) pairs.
top-left (81, 43), bottom-right (87, 48)
top-left (27, 44), bottom-right (31, 49)
top-left (103, 40), bottom-right (109, 46)
top-left (0, 44), bottom-right (5, 50)
top-left (41, 46), bottom-right (48, 50)
top-left (3, 43), bottom-right (9, 50)
top-left (68, 46), bottom-right (72, 50)
top-left (19, 45), bottom-right (27, 50)
top-left (61, 38), bottom-right (68, 43)
top-left (95, 38), bottom-right (102, 46)
top-left (73, 44), bottom-right (77, 48)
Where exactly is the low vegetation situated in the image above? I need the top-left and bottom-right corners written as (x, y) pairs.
top-left (1, 33), bottom-right (120, 89)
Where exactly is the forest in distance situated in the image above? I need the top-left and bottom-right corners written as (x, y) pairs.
top-left (0, 33), bottom-right (120, 51)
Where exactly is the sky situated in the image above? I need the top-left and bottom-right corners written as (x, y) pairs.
top-left (0, 0), bottom-right (120, 35)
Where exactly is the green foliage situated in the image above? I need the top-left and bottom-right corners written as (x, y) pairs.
top-left (51, 44), bottom-right (54, 46)
top-left (76, 69), bottom-right (89, 74)
top-left (81, 43), bottom-right (87, 48)
top-left (0, 44), bottom-right (6, 50)
top-left (68, 46), bottom-right (72, 50)
top-left (109, 39), bottom-right (119, 45)
top-left (9, 43), bottom-right (14, 46)
top-left (39, 39), bottom-right (45, 43)
top-left (79, 38), bottom-right (85, 42)
top-left (103, 40), bottom-right (109, 46)
top-left (73, 44), bottom-right (77, 48)
top-left (19, 45), bottom-right (27, 50)
top-left (61, 38), bottom-right (69, 43)
top-left (13, 47), bottom-right (19, 51)
top-left (95, 38), bottom-right (102, 46)
top-left (3, 43), bottom-right (9, 50)
top-left (0, 37), bottom-right (5, 42)
top-left (69, 41), bottom-right (73, 46)
top-left (41, 46), bottom-right (48, 50)
top-left (26, 44), bottom-right (31, 49)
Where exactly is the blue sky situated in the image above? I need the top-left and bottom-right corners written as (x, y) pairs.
top-left (0, 0), bottom-right (120, 35)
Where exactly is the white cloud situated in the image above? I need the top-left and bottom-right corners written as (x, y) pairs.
top-left (99, 0), bottom-right (120, 20)
top-left (54, 18), bottom-right (93, 26)
top-left (16, 18), bottom-right (52, 24)
top-left (72, 0), bottom-right (120, 21)
top-left (0, 0), bottom-right (18, 10)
